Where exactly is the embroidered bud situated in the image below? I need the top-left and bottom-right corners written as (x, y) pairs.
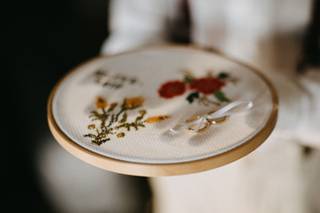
top-left (88, 124), bottom-right (96, 129)
top-left (96, 96), bottom-right (108, 109)
top-left (116, 132), bottom-right (125, 138)
top-left (123, 96), bottom-right (144, 109)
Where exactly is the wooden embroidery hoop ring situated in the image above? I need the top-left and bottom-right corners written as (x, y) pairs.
top-left (47, 45), bottom-right (278, 177)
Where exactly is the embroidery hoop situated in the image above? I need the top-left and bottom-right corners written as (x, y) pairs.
top-left (47, 45), bottom-right (278, 177)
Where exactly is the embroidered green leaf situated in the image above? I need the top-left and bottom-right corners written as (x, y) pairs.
top-left (218, 72), bottom-right (229, 79)
top-left (135, 110), bottom-right (147, 122)
top-left (119, 112), bottom-right (127, 123)
top-left (214, 91), bottom-right (230, 102)
top-left (186, 92), bottom-right (199, 103)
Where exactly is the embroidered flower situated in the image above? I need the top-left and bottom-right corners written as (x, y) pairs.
top-left (96, 97), bottom-right (108, 109)
top-left (157, 71), bottom-right (233, 106)
top-left (190, 77), bottom-right (225, 94)
top-left (123, 96), bottom-right (144, 109)
top-left (158, 81), bottom-right (186, 98)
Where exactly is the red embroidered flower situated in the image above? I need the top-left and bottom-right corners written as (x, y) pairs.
top-left (190, 77), bottom-right (225, 94)
top-left (158, 81), bottom-right (186, 98)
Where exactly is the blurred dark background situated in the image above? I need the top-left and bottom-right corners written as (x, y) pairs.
top-left (4, 0), bottom-right (111, 212)
top-left (2, 1), bottom-right (189, 211)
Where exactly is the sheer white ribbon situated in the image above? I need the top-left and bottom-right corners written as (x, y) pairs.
top-left (169, 100), bottom-right (253, 134)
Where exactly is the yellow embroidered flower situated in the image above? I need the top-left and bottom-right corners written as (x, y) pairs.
top-left (123, 96), bottom-right (144, 109)
top-left (144, 115), bottom-right (170, 123)
top-left (88, 124), bottom-right (96, 129)
top-left (96, 96), bottom-right (108, 109)
top-left (108, 102), bottom-right (118, 111)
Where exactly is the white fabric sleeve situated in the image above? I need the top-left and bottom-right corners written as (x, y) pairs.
top-left (269, 69), bottom-right (320, 148)
top-left (101, 0), bottom-right (169, 55)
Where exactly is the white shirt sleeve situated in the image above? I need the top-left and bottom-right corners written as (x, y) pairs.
top-left (101, 0), bottom-right (169, 55)
top-left (296, 70), bottom-right (320, 147)
top-left (269, 69), bottom-right (320, 148)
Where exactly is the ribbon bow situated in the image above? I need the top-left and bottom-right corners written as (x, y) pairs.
top-left (169, 100), bottom-right (253, 134)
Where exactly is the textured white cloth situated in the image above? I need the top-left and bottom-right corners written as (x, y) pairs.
top-left (102, 0), bottom-right (320, 213)
top-left (52, 47), bottom-right (274, 164)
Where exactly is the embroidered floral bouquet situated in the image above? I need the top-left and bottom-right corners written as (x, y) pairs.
top-left (158, 70), bottom-right (236, 106)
